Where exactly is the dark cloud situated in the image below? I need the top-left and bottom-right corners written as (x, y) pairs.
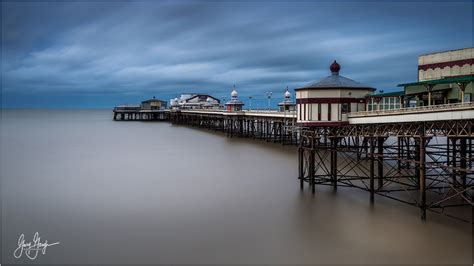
top-left (1, 0), bottom-right (472, 108)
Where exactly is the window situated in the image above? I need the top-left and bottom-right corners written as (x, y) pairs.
top-left (328, 104), bottom-right (331, 121)
top-left (303, 104), bottom-right (306, 121)
top-left (318, 104), bottom-right (321, 121)
top-left (395, 98), bottom-right (401, 109)
top-left (464, 93), bottom-right (471, 103)
top-left (298, 104), bottom-right (302, 120)
top-left (341, 103), bottom-right (350, 113)
top-left (308, 104), bottom-right (312, 121)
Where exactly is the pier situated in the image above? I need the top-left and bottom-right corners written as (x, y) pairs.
top-left (112, 105), bottom-right (473, 221)
top-left (111, 51), bottom-right (473, 221)
top-left (170, 109), bottom-right (298, 144)
top-left (113, 109), bottom-right (169, 121)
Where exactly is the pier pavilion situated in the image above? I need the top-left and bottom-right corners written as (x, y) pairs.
top-left (295, 60), bottom-right (375, 126)
top-left (225, 87), bottom-right (244, 112)
top-left (141, 97), bottom-right (167, 110)
top-left (278, 88), bottom-right (296, 112)
top-left (172, 93), bottom-right (221, 109)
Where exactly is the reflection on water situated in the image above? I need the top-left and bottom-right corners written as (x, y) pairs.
top-left (0, 109), bottom-right (471, 264)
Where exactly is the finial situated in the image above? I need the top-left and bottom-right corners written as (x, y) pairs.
top-left (231, 87), bottom-right (238, 98)
top-left (330, 60), bottom-right (341, 75)
top-left (284, 86), bottom-right (291, 99)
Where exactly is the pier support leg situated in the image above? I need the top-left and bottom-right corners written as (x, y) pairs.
top-left (364, 138), bottom-right (369, 159)
top-left (240, 119), bottom-right (244, 137)
top-left (356, 137), bottom-right (361, 161)
top-left (446, 137), bottom-right (450, 167)
top-left (460, 138), bottom-right (467, 195)
top-left (419, 135), bottom-right (426, 220)
top-left (377, 136), bottom-right (384, 189)
top-left (414, 138), bottom-right (420, 188)
top-left (370, 137), bottom-right (375, 203)
top-left (469, 137), bottom-right (473, 169)
top-left (451, 138), bottom-right (457, 185)
top-left (298, 147), bottom-right (304, 190)
top-left (310, 148), bottom-right (315, 194)
top-left (330, 138), bottom-right (338, 191)
top-left (397, 137), bottom-right (402, 170)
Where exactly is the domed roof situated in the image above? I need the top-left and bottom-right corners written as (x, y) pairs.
top-left (296, 60), bottom-right (375, 91)
top-left (171, 98), bottom-right (179, 106)
top-left (284, 89), bottom-right (291, 98)
top-left (231, 89), bottom-right (238, 98)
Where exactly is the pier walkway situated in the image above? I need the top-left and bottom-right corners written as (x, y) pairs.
top-left (169, 109), bottom-right (297, 144)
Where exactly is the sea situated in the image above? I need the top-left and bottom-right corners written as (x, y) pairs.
top-left (0, 109), bottom-right (471, 264)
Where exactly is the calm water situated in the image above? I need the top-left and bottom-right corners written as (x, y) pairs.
top-left (0, 109), bottom-right (472, 264)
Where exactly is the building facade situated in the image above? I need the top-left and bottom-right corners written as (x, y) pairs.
top-left (295, 61), bottom-right (375, 126)
top-left (399, 47), bottom-right (473, 107)
top-left (141, 97), bottom-right (167, 110)
top-left (171, 94), bottom-right (221, 109)
top-left (418, 47), bottom-right (473, 81)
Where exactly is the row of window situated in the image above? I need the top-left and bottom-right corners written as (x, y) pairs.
top-left (367, 97), bottom-right (402, 111)
top-left (299, 103), bottom-right (332, 121)
top-left (297, 103), bottom-right (359, 121)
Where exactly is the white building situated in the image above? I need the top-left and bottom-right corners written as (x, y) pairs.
top-left (295, 61), bottom-right (375, 126)
top-left (278, 88), bottom-right (296, 112)
top-left (171, 94), bottom-right (221, 109)
top-left (225, 87), bottom-right (244, 112)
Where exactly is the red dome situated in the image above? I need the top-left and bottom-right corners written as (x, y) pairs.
top-left (330, 60), bottom-right (340, 74)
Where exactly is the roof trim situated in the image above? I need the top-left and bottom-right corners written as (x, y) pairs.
top-left (397, 75), bottom-right (474, 87)
top-left (295, 86), bottom-right (376, 91)
top-left (366, 91), bottom-right (405, 98)
top-left (185, 94), bottom-right (221, 103)
top-left (142, 98), bottom-right (166, 103)
top-left (418, 47), bottom-right (473, 57)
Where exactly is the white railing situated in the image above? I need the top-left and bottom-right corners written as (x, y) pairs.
top-left (244, 110), bottom-right (296, 115)
top-left (349, 102), bottom-right (474, 118)
top-left (179, 108), bottom-right (295, 114)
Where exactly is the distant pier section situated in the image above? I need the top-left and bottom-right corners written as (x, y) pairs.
top-left (113, 97), bottom-right (169, 121)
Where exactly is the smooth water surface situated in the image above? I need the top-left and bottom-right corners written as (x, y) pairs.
top-left (1, 109), bottom-right (471, 264)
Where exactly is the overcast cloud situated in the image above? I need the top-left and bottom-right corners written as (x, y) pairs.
top-left (1, 0), bottom-right (472, 108)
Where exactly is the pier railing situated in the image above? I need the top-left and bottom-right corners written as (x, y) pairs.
top-left (349, 102), bottom-right (474, 118)
top-left (179, 108), bottom-right (296, 117)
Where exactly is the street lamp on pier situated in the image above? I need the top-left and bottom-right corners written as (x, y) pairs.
top-left (265, 91), bottom-right (272, 110)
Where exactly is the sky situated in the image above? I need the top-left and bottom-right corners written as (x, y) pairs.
top-left (1, 0), bottom-right (472, 108)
